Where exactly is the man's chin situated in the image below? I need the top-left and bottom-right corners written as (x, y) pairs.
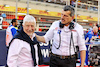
top-left (27, 33), bottom-right (33, 36)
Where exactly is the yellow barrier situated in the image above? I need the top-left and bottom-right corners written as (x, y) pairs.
top-left (0, 5), bottom-right (98, 21)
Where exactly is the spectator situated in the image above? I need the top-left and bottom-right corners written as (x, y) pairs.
top-left (71, 0), bottom-right (75, 7)
top-left (85, 26), bottom-right (98, 42)
top-left (85, 26), bottom-right (98, 65)
top-left (6, 19), bottom-right (18, 47)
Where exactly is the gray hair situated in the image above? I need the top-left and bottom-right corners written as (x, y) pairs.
top-left (63, 5), bottom-right (75, 17)
top-left (23, 15), bottom-right (36, 25)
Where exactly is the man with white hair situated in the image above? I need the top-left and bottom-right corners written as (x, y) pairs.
top-left (7, 15), bottom-right (43, 67)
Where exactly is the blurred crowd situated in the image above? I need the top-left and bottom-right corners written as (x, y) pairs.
top-left (32, 0), bottom-right (98, 11)
top-left (70, 0), bottom-right (98, 11)
top-left (32, 0), bottom-right (66, 5)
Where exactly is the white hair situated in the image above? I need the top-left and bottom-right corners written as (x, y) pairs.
top-left (23, 15), bottom-right (36, 25)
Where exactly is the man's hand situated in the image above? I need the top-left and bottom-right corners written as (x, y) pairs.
top-left (91, 36), bottom-right (97, 40)
top-left (34, 33), bottom-right (45, 43)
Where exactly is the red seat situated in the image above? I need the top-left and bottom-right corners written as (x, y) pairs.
top-left (2, 21), bottom-right (9, 29)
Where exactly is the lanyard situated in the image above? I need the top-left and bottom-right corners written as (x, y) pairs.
top-left (69, 31), bottom-right (76, 57)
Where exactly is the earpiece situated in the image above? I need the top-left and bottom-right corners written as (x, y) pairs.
top-left (57, 21), bottom-right (74, 49)
top-left (69, 22), bottom-right (74, 30)
top-left (59, 22), bottom-right (65, 28)
top-left (59, 22), bottom-right (74, 30)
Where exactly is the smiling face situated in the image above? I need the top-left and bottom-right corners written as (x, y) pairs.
top-left (23, 22), bottom-right (35, 38)
top-left (61, 10), bottom-right (73, 26)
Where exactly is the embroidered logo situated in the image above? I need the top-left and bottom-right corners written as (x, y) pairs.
top-left (55, 27), bottom-right (58, 30)
top-left (57, 30), bottom-right (61, 34)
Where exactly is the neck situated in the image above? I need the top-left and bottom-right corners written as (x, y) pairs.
top-left (65, 23), bottom-right (70, 26)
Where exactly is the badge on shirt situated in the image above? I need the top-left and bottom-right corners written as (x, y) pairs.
top-left (57, 30), bottom-right (61, 34)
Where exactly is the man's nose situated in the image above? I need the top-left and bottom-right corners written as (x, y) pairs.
top-left (29, 26), bottom-right (32, 30)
